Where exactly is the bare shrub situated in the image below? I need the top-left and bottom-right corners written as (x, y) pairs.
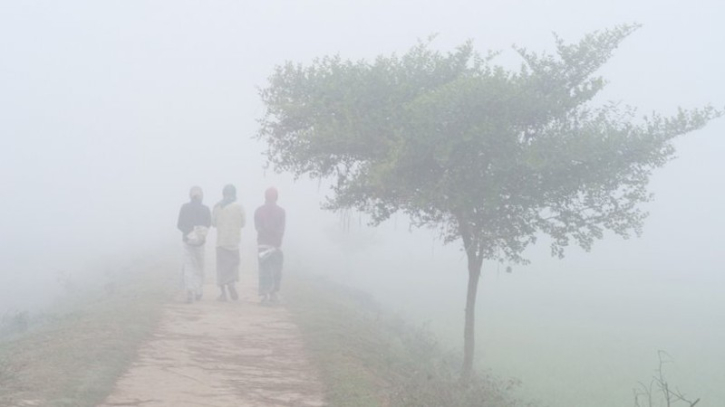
top-left (634, 351), bottom-right (700, 407)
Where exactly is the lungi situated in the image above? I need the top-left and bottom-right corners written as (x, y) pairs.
top-left (216, 247), bottom-right (240, 286)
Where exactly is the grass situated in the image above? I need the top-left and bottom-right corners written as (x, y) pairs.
top-left (285, 273), bottom-right (533, 407)
top-left (0, 254), bottom-right (176, 407)
top-left (0, 256), bottom-right (553, 407)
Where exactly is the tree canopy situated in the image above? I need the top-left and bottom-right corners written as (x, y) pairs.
top-left (258, 25), bottom-right (718, 264)
top-left (257, 24), bottom-right (721, 378)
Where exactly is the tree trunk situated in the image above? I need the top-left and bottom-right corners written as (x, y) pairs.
top-left (461, 249), bottom-right (483, 382)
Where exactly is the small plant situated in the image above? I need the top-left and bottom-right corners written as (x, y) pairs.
top-left (633, 350), bottom-right (700, 407)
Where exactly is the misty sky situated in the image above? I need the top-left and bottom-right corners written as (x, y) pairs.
top-left (1, 0), bottom-right (723, 280)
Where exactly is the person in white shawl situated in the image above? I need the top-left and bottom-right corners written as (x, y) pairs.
top-left (177, 186), bottom-right (211, 303)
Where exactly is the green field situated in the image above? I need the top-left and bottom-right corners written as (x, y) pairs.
top-left (0, 255), bottom-right (175, 407)
top-left (2, 252), bottom-right (718, 407)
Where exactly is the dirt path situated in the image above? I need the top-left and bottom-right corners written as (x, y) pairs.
top-left (98, 269), bottom-right (327, 407)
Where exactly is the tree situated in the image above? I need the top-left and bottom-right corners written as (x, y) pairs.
top-left (256, 25), bottom-right (721, 380)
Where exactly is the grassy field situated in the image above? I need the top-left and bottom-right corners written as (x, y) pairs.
top-left (0, 254), bottom-right (176, 407)
top-left (1, 258), bottom-right (527, 407)
top-left (2, 253), bottom-right (707, 407)
top-left (316, 252), bottom-right (723, 407)
top-left (284, 273), bottom-right (533, 407)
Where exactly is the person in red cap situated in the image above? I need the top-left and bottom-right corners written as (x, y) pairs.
top-left (255, 187), bottom-right (286, 304)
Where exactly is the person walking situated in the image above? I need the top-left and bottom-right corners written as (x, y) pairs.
top-left (212, 184), bottom-right (245, 301)
top-left (255, 187), bottom-right (286, 304)
top-left (177, 186), bottom-right (211, 304)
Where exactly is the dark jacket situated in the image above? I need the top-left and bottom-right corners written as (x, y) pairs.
top-left (177, 199), bottom-right (211, 243)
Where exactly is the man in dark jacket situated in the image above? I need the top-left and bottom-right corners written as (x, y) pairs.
top-left (177, 186), bottom-right (211, 303)
top-left (255, 187), bottom-right (286, 304)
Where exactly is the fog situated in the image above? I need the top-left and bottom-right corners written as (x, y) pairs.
top-left (1, 1), bottom-right (723, 406)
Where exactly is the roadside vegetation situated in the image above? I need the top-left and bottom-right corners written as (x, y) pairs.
top-left (0, 255), bottom-right (701, 407)
top-left (286, 272), bottom-right (706, 407)
top-left (0, 253), bottom-right (176, 407)
top-left (285, 272), bottom-right (533, 407)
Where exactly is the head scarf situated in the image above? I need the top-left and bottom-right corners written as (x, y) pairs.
top-left (216, 184), bottom-right (237, 208)
top-left (265, 187), bottom-right (278, 204)
top-left (189, 186), bottom-right (203, 202)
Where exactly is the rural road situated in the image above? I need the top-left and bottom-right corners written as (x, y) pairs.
top-left (98, 269), bottom-right (327, 407)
